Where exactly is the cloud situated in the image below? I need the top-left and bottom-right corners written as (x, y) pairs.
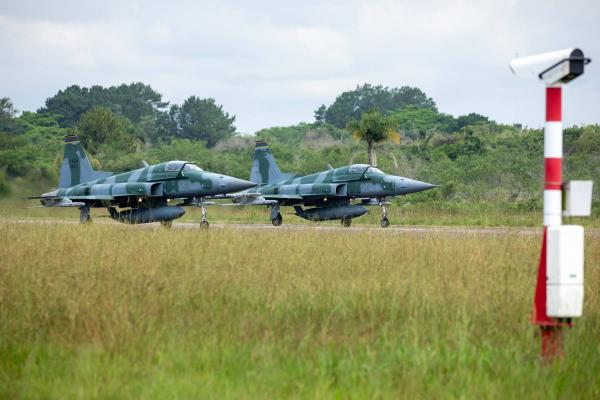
top-left (0, 0), bottom-right (599, 132)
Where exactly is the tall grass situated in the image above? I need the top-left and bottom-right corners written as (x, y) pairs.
top-left (1, 222), bottom-right (599, 398)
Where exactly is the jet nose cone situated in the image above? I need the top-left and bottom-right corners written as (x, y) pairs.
top-left (222, 176), bottom-right (257, 193)
top-left (406, 179), bottom-right (438, 194)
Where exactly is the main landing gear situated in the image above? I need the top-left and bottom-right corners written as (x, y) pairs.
top-left (79, 205), bottom-right (92, 224)
top-left (379, 200), bottom-right (390, 228)
top-left (270, 205), bottom-right (282, 226)
top-left (160, 220), bottom-right (173, 228)
top-left (341, 216), bottom-right (352, 227)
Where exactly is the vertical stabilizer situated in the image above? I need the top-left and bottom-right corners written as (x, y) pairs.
top-left (250, 141), bottom-right (294, 185)
top-left (59, 135), bottom-right (113, 188)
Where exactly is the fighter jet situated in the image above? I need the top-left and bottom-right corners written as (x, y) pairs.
top-left (229, 140), bottom-right (437, 227)
top-left (29, 134), bottom-right (256, 227)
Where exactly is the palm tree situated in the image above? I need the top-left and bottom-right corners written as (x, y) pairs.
top-left (346, 110), bottom-right (400, 166)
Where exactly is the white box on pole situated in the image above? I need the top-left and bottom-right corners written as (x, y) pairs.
top-left (563, 180), bottom-right (594, 217)
top-left (546, 225), bottom-right (584, 317)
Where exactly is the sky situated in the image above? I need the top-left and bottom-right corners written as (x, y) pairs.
top-left (1, 0), bottom-right (599, 134)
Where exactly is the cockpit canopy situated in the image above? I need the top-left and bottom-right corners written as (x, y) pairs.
top-left (165, 161), bottom-right (186, 171)
top-left (348, 164), bottom-right (368, 174)
top-left (347, 164), bottom-right (384, 174)
top-left (366, 166), bottom-right (384, 174)
top-left (164, 161), bottom-right (204, 173)
top-left (182, 163), bottom-right (204, 173)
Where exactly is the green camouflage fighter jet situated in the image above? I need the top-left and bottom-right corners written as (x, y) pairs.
top-left (29, 134), bottom-right (256, 227)
top-left (228, 140), bottom-right (437, 228)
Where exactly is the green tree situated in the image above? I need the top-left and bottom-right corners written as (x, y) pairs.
top-left (170, 97), bottom-right (236, 147)
top-left (0, 166), bottom-right (10, 197)
top-left (574, 125), bottom-right (600, 153)
top-left (346, 110), bottom-right (400, 166)
top-left (40, 83), bottom-right (168, 127)
top-left (0, 97), bottom-right (19, 133)
top-left (0, 133), bottom-right (37, 176)
top-left (456, 113), bottom-right (491, 130)
top-left (0, 97), bottom-right (16, 120)
top-left (77, 107), bottom-right (137, 154)
top-left (314, 105), bottom-right (327, 124)
top-left (107, 82), bottom-right (168, 123)
top-left (389, 106), bottom-right (457, 139)
top-left (321, 84), bottom-right (436, 128)
top-left (39, 85), bottom-right (95, 127)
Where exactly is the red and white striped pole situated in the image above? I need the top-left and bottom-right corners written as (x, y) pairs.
top-left (544, 86), bottom-right (563, 227)
top-left (532, 86), bottom-right (568, 362)
top-left (511, 47), bottom-right (590, 364)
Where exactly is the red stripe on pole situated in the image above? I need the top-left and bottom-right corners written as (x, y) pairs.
top-left (546, 87), bottom-right (562, 122)
top-left (533, 228), bottom-right (552, 325)
top-left (544, 157), bottom-right (562, 189)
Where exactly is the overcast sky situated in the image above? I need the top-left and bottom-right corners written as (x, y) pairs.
top-left (1, 0), bottom-right (598, 134)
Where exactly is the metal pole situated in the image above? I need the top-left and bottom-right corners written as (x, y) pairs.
top-left (533, 85), bottom-right (566, 362)
top-left (543, 86), bottom-right (563, 227)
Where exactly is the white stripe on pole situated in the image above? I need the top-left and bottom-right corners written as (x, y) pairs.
top-left (544, 190), bottom-right (562, 226)
top-left (544, 122), bottom-right (563, 158)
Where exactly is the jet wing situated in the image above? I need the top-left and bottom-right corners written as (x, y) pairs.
top-left (174, 198), bottom-right (216, 207)
top-left (358, 198), bottom-right (392, 206)
top-left (28, 194), bottom-right (115, 207)
top-left (27, 195), bottom-right (114, 200)
top-left (26, 196), bottom-right (87, 207)
top-left (226, 194), bottom-right (279, 206)
top-left (263, 194), bottom-right (303, 200)
top-left (60, 195), bottom-right (115, 201)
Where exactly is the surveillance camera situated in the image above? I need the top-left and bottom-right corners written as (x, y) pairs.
top-left (509, 48), bottom-right (590, 85)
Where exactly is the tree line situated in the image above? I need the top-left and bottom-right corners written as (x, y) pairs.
top-left (0, 83), bottom-right (598, 210)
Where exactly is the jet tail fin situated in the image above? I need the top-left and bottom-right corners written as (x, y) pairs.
top-left (250, 140), bottom-right (294, 185)
top-left (59, 135), bottom-right (113, 188)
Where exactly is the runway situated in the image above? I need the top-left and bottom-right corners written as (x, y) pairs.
top-left (6, 217), bottom-right (598, 237)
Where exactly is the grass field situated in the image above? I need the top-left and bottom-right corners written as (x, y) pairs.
top-left (1, 221), bottom-right (599, 398)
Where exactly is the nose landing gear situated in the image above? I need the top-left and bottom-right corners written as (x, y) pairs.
top-left (379, 200), bottom-right (390, 228)
top-left (197, 197), bottom-right (210, 229)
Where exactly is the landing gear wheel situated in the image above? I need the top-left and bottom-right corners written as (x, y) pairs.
top-left (341, 216), bottom-right (352, 227)
top-left (79, 206), bottom-right (92, 224)
top-left (161, 220), bottom-right (173, 228)
top-left (271, 213), bottom-right (283, 226)
top-left (197, 197), bottom-right (210, 229)
top-left (379, 199), bottom-right (390, 228)
top-left (380, 217), bottom-right (390, 228)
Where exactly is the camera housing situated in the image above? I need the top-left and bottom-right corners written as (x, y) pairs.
top-left (509, 48), bottom-right (590, 85)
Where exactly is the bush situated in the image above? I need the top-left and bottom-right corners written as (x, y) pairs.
top-left (0, 168), bottom-right (11, 197)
